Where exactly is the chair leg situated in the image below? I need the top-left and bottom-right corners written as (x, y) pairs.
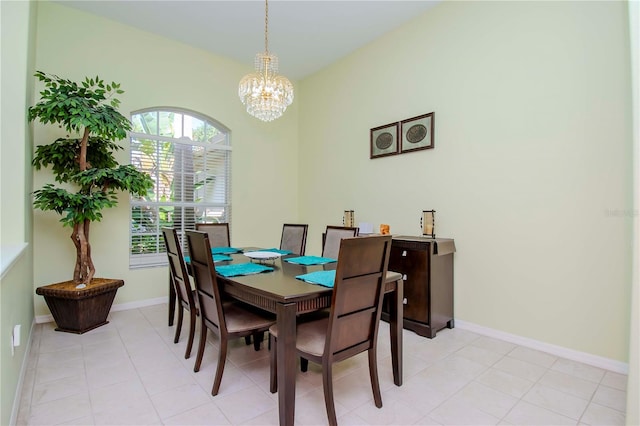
top-left (269, 334), bottom-right (277, 393)
top-left (174, 305), bottom-right (184, 344)
top-left (212, 337), bottom-right (229, 396)
top-left (300, 358), bottom-right (309, 372)
top-left (184, 307), bottom-right (197, 359)
top-left (252, 331), bottom-right (264, 351)
top-left (244, 336), bottom-right (251, 346)
top-left (322, 363), bottom-right (337, 426)
top-left (368, 348), bottom-right (383, 408)
top-left (193, 325), bottom-right (207, 372)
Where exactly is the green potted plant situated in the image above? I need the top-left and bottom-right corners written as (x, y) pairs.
top-left (30, 71), bottom-right (153, 333)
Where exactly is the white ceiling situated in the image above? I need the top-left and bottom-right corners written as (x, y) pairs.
top-left (55, 0), bottom-right (439, 80)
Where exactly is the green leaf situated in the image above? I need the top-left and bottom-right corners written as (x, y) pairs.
top-left (30, 71), bottom-right (152, 232)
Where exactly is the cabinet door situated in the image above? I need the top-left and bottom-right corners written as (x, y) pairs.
top-left (389, 245), bottom-right (430, 324)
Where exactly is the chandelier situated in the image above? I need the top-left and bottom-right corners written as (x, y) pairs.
top-left (238, 0), bottom-right (294, 122)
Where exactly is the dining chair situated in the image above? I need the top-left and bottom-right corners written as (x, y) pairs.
top-left (196, 222), bottom-right (259, 347)
top-left (161, 227), bottom-right (198, 359)
top-left (195, 222), bottom-right (231, 248)
top-left (185, 230), bottom-right (276, 396)
top-left (280, 223), bottom-right (309, 255)
top-left (321, 225), bottom-right (359, 259)
top-left (269, 234), bottom-right (392, 426)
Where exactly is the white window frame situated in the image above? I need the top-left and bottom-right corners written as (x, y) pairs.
top-left (129, 108), bottom-right (231, 268)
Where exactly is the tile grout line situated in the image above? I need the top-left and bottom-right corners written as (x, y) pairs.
top-left (80, 331), bottom-right (97, 426)
top-left (138, 306), bottom-right (204, 424)
top-left (141, 306), bottom-right (240, 425)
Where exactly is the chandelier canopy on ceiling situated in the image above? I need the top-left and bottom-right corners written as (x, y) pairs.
top-left (238, 0), bottom-right (294, 122)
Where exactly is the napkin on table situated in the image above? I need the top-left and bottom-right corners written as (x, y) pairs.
top-left (295, 270), bottom-right (336, 288)
top-left (245, 248), bottom-right (292, 255)
top-left (285, 256), bottom-right (336, 266)
top-left (216, 262), bottom-right (274, 277)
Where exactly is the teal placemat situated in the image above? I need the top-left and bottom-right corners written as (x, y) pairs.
top-left (285, 256), bottom-right (336, 265)
top-left (213, 254), bottom-right (233, 262)
top-left (296, 270), bottom-right (336, 288)
top-left (184, 254), bottom-right (232, 264)
top-left (216, 262), bottom-right (273, 277)
top-left (211, 246), bottom-right (242, 255)
top-left (246, 248), bottom-right (292, 255)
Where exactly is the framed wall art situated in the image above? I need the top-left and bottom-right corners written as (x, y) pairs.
top-left (400, 112), bottom-right (434, 153)
top-left (370, 122), bottom-right (399, 159)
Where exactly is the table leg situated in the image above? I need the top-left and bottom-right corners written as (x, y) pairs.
top-left (389, 278), bottom-right (403, 386)
top-left (168, 272), bottom-right (176, 326)
top-left (276, 302), bottom-right (297, 426)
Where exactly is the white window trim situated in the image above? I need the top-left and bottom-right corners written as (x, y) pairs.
top-left (128, 108), bottom-right (231, 268)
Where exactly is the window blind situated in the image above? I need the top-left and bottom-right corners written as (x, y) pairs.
top-left (129, 109), bottom-right (231, 268)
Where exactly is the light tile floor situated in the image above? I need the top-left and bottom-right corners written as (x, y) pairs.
top-left (16, 305), bottom-right (627, 425)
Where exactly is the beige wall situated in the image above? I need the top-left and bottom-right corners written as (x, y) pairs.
top-left (1, 0), bottom-right (30, 243)
top-left (298, 1), bottom-right (632, 362)
top-left (626, 0), bottom-right (639, 422)
top-left (0, 0), bottom-right (36, 424)
top-left (31, 1), bottom-right (300, 317)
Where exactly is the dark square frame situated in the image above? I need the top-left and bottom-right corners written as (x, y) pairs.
top-left (370, 122), bottom-right (399, 159)
top-left (400, 112), bottom-right (435, 154)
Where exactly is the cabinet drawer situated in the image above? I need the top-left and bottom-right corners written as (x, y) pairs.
top-left (389, 246), bottom-right (430, 324)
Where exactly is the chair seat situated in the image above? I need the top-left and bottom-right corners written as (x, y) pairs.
top-left (269, 317), bottom-right (328, 357)
top-left (386, 271), bottom-right (402, 283)
top-left (226, 302), bottom-right (275, 334)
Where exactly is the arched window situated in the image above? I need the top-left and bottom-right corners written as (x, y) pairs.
top-left (129, 108), bottom-right (231, 268)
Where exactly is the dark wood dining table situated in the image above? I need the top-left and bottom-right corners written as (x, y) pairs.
top-left (170, 251), bottom-right (403, 426)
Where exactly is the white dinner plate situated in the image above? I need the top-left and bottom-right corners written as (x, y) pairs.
top-left (243, 251), bottom-right (283, 260)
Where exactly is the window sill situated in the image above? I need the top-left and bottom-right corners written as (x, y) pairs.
top-left (1, 242), bottom-right (29, 279)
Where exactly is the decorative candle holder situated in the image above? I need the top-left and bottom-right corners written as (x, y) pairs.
top-left (421, 210), bottom-right (436, 238)
top-left (343, 210), bottom-right (355, 227)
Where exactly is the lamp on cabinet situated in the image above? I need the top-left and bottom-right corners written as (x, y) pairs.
top-left (421, 210), bottom-right (435, 238)
top-left (343, 210), bottom-right (355, 227)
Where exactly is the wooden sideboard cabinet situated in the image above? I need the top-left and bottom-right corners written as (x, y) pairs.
top-left (382, 236), bottom-right (455, 338)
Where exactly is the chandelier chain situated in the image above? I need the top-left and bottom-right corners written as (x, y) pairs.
top-left (264, 0), bottom-right (269, 54)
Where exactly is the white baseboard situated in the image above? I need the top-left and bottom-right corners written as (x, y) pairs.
top-left (35, 296), bottom-right (168, 324)
top-left (110, 296), bottom-right (168, 312)
top-left (10, 319), bottom-right (36, 426)
top-left (455, 319), bottom-right (628, 375)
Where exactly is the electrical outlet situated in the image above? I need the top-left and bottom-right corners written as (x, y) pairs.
top-left (13, 325), bottom-right (21, 347)
top-left (10, 324), bottom-right (21, 357)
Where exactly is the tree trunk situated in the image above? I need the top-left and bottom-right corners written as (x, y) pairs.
top-left (85, 220), bottom-right (95, 283)
top-left (71, 224), bottom-right (82, 282)
top-left (79, 128), bottom-right (89, 171)
top-left (71, 219), bottom-right (94, 285)
top-left (71, 128), bottom-right (95, 285)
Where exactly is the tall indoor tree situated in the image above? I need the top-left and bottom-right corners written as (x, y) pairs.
top-left (29, 71), bottom-right (153, 288)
